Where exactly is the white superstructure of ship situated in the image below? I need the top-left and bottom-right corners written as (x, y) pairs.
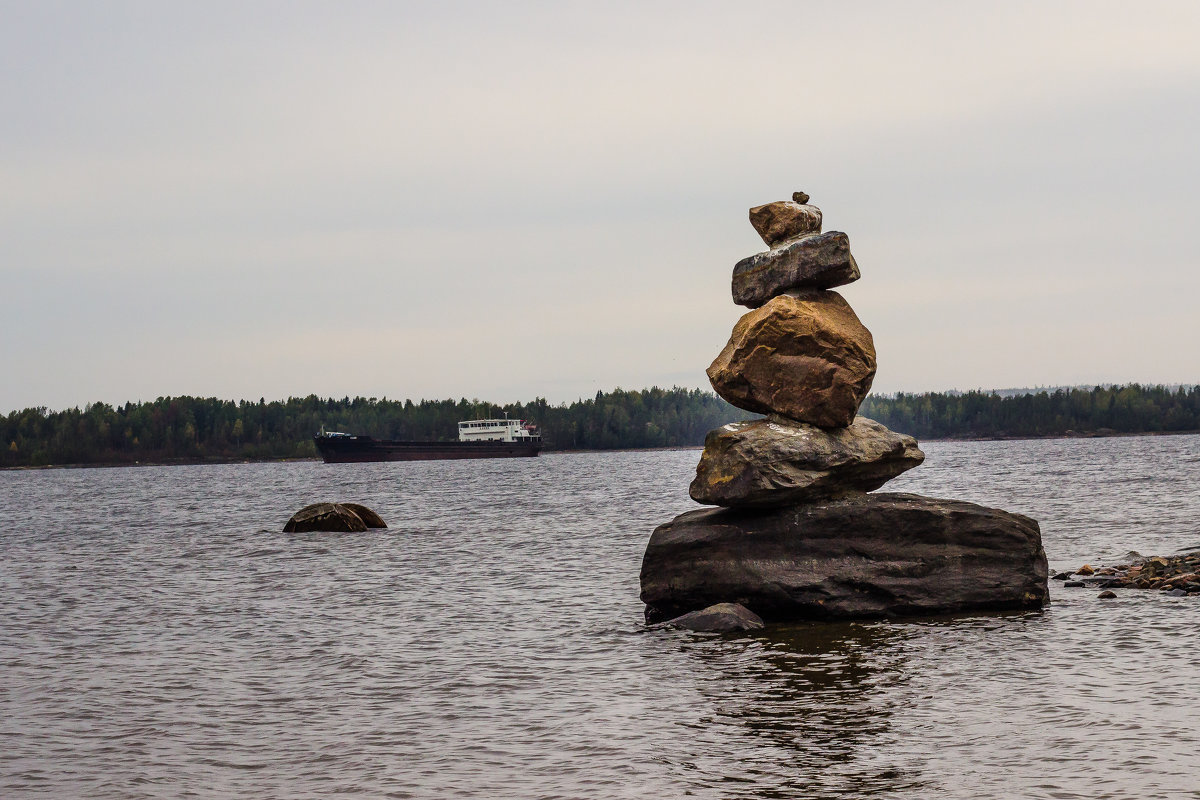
top-left (457, 418), bottom-right (541, 443)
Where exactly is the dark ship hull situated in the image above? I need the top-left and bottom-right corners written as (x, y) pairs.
top-left (315, 435), bottom-right (542, 463)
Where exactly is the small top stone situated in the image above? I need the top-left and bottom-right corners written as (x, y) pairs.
top-left (748, 200), bottom-right (822, 248)
top-left (792, 191), bottom-right (810, 204)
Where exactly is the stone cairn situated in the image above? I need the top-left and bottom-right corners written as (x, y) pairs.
top-left (641, 192), bottom-right (1050, 627)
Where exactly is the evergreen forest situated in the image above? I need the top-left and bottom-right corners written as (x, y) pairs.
top-left (2, 384), bottom-right (1198, 468)
top-left (859, 384), bottom-right (1200, 440)
top-left (1, 388), bottom-right (738, 467)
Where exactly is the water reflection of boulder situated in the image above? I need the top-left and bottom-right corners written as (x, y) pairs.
top-left (681, 621), bottom-right (931, 798)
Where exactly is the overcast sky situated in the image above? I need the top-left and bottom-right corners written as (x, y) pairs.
top-left (3, 1), bottom-right (1198, 413)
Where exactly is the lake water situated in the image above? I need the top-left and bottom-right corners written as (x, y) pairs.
top-left (2, 435), bottom-right (1199, 798)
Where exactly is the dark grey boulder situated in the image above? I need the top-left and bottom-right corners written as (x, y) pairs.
top-left (641, 493), bottom-right (1048, 623)
top-left (284, 502), bottom-right (386, 533)
top-left (690, 416), bottom-right (924, 508)
top-left (732, 231), bottom-right (860, 308)
top-left (660, 602), bottom-right (765, 633)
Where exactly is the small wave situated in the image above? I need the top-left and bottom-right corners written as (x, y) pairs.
top-left (242, 548), bottom-right (286, 557)
top-left (195, 758), bottom-right (271, 771)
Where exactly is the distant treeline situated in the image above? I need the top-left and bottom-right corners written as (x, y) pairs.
top-left (3, 384), bottom-right (1198, 468)
top-left (862, 384), bottom-right (1200, 440)
top-left (1, 387), bottom-right (741, 467)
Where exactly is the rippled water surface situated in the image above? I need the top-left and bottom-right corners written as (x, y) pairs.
top-left (3, 435), bottom-right (1200, 798)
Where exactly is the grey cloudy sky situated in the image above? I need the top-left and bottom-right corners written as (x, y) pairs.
top-left (3, 1), bottom-right (1199, 413)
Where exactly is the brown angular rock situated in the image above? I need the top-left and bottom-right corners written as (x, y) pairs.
top-left (641, 493), bottom-right (1049, 623)
top-left (707, 291), bottom-right (876, 427)
top-left (690, 416), bottom-right (924, 507)
top-left (748, 201), bottom-right (822, 247)
top-left (792, 191), bottom-right (810, 204)
top-left (732, 230), bottom-right (860, 307)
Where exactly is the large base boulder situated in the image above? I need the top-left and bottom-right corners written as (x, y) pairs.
top-left (690, 416), bottom-right (924, 507)
top-left (641, 493), bottom-right (1048, 623)
top-left (707, 291), bottom-right (876, 427)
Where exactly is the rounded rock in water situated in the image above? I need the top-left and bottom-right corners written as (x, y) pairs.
top-left (284, 502), bottom-right (387, 533)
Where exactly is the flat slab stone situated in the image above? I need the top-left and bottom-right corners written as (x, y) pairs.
top-left (707, 291), bottom-right (876, 428)
top-left (748, 200), bottom-right (822, 247)
top-left (641, 493), bottom-right (1049, 623)
top-left (659, 603), bottom-right (764, 632)
top-left (690, 416), bottom-right (924, 507)
top-left (732, 231), bottom-right (860, 308)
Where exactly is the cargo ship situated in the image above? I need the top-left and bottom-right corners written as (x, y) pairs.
top-left (314, 418), bottom-right (543, 463)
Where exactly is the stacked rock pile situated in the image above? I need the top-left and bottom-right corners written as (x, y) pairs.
top-left (640, 192), bottom-right (1050, 625)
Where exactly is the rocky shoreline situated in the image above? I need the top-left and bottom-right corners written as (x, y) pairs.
top-left (1055, 551), bottom-right (1200, 597)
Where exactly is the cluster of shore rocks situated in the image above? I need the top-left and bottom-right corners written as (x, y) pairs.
top-left (1056, 552), bottom-right (1200, 598)
top-left (641, 191), bottom-right (1049, 631)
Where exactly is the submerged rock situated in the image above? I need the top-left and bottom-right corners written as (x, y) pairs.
top-left (660, 602), bottom-right (765, 633)
top-left (690, 416), bottom-right (924, 507)
top-left (748, 200), bottom-right (823, 247)
top-left (732, 231), bottom-right (860, 307)
top-left (284, 502), bottom-right (386, 533)
top-left (641, 492), bottom-right (1048, 623)
top-left (707, 291), bottom-right (876, 427)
